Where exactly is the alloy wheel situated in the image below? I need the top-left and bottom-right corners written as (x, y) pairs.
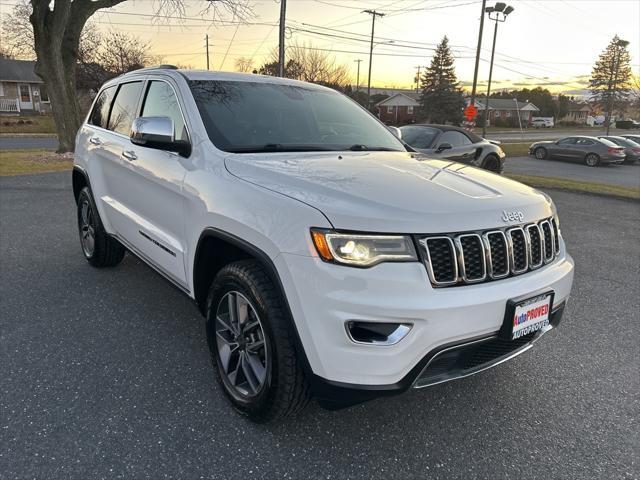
top-left (585, 154), bottom-right (599, 167)
top-left (535, 148), bottom-right (546, 160)
top-left (215, 291), bottom-right (268, 398)
top-left (79, 199), bottom-right (96, 257)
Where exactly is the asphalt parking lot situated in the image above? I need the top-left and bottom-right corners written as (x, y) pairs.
top-left (1, 172), bottom-right (639, 480)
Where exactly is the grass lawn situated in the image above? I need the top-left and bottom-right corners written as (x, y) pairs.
top-left (0, 149), bottom-right (73, 176)
top-left (500, 142), bottom-right (531, 157)
top-left (0, 115), bottom-right (57, 134)
top-left (505, 173), bottom-right (640, 201)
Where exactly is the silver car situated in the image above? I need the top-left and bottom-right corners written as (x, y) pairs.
top-left (529, 136), bottom-right (626, 167)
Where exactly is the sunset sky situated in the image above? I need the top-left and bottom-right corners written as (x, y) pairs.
top-left (2, 0), bottom-right (639, 93)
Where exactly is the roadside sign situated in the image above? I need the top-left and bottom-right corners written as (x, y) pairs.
top-left (464, 105), bottom-right (478, 121)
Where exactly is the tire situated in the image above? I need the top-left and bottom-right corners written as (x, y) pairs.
top-left (481, 153), bottom-right (502, 173)
top-left (584, 153), bottom-right (600, 167)
top-left (77, 187), bottom-right (125, 267)
top-left (206, 260), bottom-right (310, 422)
top-left (534, 147), bottom-right (547, 160)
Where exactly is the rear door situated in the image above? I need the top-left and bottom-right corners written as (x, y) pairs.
top-left (106, 78), bottom-right (191, 287)
top-left (91, 80), bottom-right (146, 245)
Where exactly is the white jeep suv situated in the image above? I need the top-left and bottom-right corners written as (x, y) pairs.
top-left (73, 67), bottom-right (574, 422)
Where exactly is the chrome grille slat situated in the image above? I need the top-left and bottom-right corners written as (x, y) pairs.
top-left (507, 227), bottom-right (528, 274)
top-left (540, 220), bottom-right (555, 262)
top-left (456, 234), bottom-right (486, 282)
top-left (525, 224), bottom-right (544, 269)
top-left (420, 217), bottom-right (559, 287)
top-left (483, 230), bottom-right (510, 279)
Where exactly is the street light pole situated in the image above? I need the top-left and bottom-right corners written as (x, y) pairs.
top-left (364, 9), bottom-right (384, 110)
top-left (469, 0), bottom-right (487, 112)
top-left (354, 59), bottom-right (362, 91)
top-left (481, 3), bottom-right (514, 138)
top-left (606, 38), bottom-right (629, 135)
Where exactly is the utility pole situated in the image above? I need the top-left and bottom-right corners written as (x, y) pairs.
top-left (205, 34), bottom-right (211, 70)
top-left (278, 0), bottom-right (287, 77)
top-left (414, 65), bottom-right (424, 93)
top-left (469, 0), bottom-right (487, 112)
top-left (364, 9), bottom-right (384, 110)
top-left (354, 59), bottom-right (362, 91)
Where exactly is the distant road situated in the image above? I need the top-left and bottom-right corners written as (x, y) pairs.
top-left (504, 155), bottom-right (640, 188)
top-left (0, 136), bottom-right (58, 151)
top-left (485, 128), bottom-right (640, 143)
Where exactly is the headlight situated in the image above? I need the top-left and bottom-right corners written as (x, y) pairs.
top-left (310, 229), bottom-right (418, 267)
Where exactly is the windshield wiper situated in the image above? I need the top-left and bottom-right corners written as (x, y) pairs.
top-left (348, 144), bottom-right (401, 152)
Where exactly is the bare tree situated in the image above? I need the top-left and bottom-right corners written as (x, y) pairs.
top-left (235, 57), bottom-right (254, 73)
top-left (26, 0), bottom-right (252, 152)
top-left (259, 42), bottom-right (351, 88)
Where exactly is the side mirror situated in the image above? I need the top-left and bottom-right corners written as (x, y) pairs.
top-left (436, 142), bottom-right (452, 153)
top-left (130, 116), bottom-right (191, 157)
top-left (387, 126), bottom-right (402, 140)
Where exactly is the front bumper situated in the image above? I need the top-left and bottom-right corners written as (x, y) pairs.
top-left (275, 245), bottom-right (574, 407)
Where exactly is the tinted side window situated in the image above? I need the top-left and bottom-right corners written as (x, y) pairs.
top-left (108, 81), bottom-right (143, 136)
top-left (89, 86), bottom-right (116, 129)
top-left (141, 81), bottom-right (188, 142)
top-left (576, 138), bottom-right (594, 146)
top-left (438, 131), bottom-right (472, 147)
top-left (557, 137), bottom-right (576, 145)
top-left (400, 126), bottom-right (440, 149)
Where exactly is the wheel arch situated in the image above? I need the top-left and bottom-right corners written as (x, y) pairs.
top-left (72, 166), bottom-right (91, 203)
top-left (192, 227), bottom-right (315, 376)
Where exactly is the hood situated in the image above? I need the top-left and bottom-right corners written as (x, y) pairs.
top-left (225, 151), bottom-right (553, 233)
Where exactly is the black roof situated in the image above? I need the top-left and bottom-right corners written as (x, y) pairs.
top-left (413, 124), bottom-right (484, 143)
top-left (0, 58), bottom-right (42, 83)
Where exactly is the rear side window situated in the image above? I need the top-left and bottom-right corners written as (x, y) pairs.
top-left (141, 81), bottom-right (188, 142)
top-left (438, 130), bottom-right (472, 147)
top-left (89, 86), bottom-right (116, 129)
top-left (108, 81), bottom-right (143, 136)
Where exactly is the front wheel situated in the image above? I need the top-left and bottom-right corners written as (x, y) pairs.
top-left (534, 147), bottom-right (547, 160)
top-left (206, 260), bottom-right (310, 422)
top-left (77, 187), bottom-right (125, 267)
top-left (584, 153), bottom-right (600, 167)
top-left (481, 154), bottom-right (502, 173)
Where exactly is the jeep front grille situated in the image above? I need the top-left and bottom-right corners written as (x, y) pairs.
top-left (418, 217), bottom-right (560, 287)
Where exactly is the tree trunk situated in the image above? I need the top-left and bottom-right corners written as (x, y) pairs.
top-left (32, 40), bottom-right (83, 153)
top-left (29, 0), bottom-right (125, 153)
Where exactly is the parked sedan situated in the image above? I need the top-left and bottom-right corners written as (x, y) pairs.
top-left (597, 136), bottom-right (640, 164)
top-left (398, 124), bottom-right (505, 173)
top-left (529, 136), bottom-right (626, 167)
top-left (621, 134), bottom-right (640, 145)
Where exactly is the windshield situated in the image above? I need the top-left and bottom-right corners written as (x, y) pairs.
top-left (188, 80), bottom-right (406, 153)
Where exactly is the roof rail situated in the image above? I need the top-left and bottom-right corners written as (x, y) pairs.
top-left (134, 64), bottom-right (179, 72)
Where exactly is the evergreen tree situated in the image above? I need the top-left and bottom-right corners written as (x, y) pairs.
top-left (589, 36), bottom-right (632, 118)
top-left (419, 36), bottom-right (464, 124)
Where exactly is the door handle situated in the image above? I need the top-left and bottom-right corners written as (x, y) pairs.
top-left (89, 137), bottom-right (102, 145)
top-left (122, 150), bottom-right (137, 161)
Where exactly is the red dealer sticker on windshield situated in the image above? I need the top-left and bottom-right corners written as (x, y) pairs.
top-left (510, 294), bottom-right (552, 340)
